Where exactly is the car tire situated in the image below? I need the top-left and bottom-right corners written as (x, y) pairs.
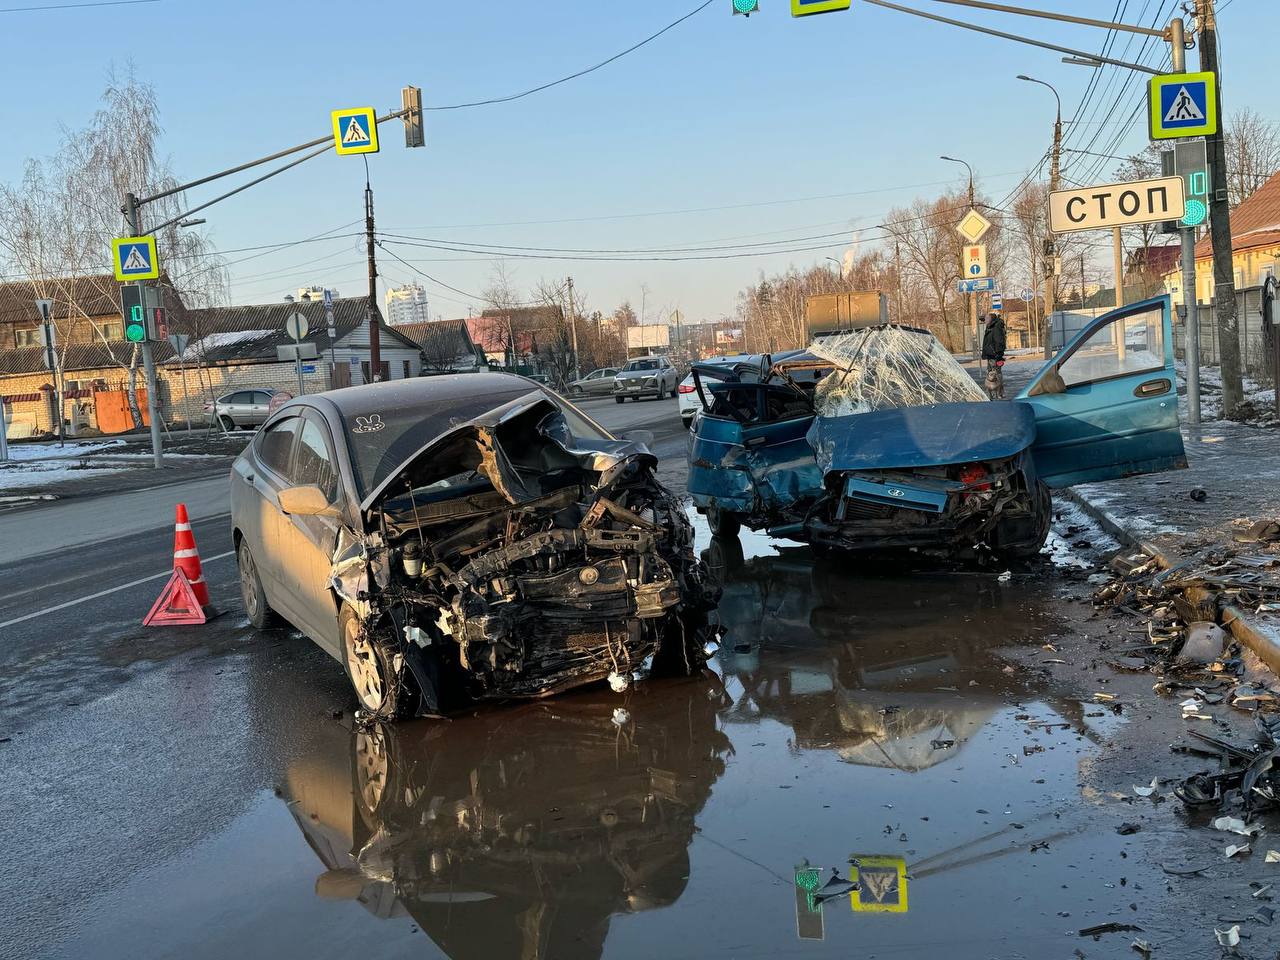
top-left (238, 540), bottom-right (277, 629)
top-left (219, 414), bottom-right (235, 432)
top-left (706, 503), bottom-right (741, 540)
top-left (615, 396), bottom-right (625, 404)
top-left (340, 605), bottom-right (413, 719)
top-left (570, 386), bottom-right (584, 398)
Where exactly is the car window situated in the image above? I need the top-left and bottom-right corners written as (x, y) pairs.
top-left (253, 390), bottom-right (274, 404)
top-left (293, 418), bottom-right (338, 501)
top-left (256, 416), bottom-right (300, 478)
top-left (624, 359), bottom-right (660, 371)
top-left (225, 391), bottom-right (251, 404)
top-left (1058, 304), bottom-right (1165, 388)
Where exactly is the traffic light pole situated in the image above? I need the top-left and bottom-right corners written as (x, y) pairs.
top-left (125, 192), bottom-right (164, 469)
top-left (1169, 17), bottom-right (1201, 425)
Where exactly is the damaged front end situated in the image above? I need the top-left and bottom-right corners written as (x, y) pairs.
top-left (340, 394), bottom-right (719, 715)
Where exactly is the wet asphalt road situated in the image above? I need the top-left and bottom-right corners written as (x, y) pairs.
top-left (0, 391), bottom-right (1267, 960)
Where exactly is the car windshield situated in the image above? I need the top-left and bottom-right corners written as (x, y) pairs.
top-left (625, 359), bottom-right (660, 371)
top-left (807, 326), bottom-right (987, 417)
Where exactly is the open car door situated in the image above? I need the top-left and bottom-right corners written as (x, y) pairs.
top-left (1017, 295), bottom-right (1187, 489)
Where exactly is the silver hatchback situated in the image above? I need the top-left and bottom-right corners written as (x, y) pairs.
top-left (208, 389), bottom-right (274, 430)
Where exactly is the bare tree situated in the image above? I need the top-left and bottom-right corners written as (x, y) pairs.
top-left (1225, 109), bottom-right (1280, 210)
top-left (884, 190), bottom-right (973, 350)
top-left (0, 69), bottom-right (225, 428)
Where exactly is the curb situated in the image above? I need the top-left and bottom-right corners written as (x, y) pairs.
top-left (1059, 488), bottom-right (1280, 677)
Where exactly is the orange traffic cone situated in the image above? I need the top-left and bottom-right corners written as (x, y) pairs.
top-left (172, 503), bottom-right (210, 608)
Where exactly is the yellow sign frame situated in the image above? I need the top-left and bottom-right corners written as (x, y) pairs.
top-left (112, 235), bottom-right (160, 282)
top-left (850, 856), bottom-right (909, 913)
top-left (1149, 72), bottom-right (1217, 140)
top-left (331, 107), bottom-right (380, 156)
top-left (792, 0), bottom-right (852, 16)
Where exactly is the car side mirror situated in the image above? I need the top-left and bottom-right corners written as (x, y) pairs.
top-left (279, 484), bottom-right (340, 518)
top-left (1028, 366), bottom-right (1068, 397)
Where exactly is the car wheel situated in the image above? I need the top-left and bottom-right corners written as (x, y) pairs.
top-left (340, 606), bottom-right (412, 719)
top-left (238, 539), bottom-right (277, 629)
top-left (615, 396), bottom-right (625, 404)
top-left (219, 414), bottom-right (235, 432)
top-left (570, 386), bottom-right (584, 398)
top-left (706, 503), bottom-right (741, 540)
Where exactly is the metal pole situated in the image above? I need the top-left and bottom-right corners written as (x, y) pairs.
top-left (125, 192), bottom-right (163, 469)
top-left (180, 353), bottom-right (193, 433)
top-left (365, 180), bottom-right (381, 382)
top-left (1169, 17), bottom-right (1201, 424)
top-left (294, 325), bottom-right (305, 396)
top-left (1197, 0), bottom-right (1243, 418)
top-left (924, 0), bottom-right (1167, 36)
top-left (1113, 227), bottom-right (1126, 309)
top-left (567, 276), bottom-right (580, 381)
top-left (0, 395), bottom-right (8, 462)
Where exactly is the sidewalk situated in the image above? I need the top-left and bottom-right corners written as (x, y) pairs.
top-left (1064, 415), bottom-right (1280, 677)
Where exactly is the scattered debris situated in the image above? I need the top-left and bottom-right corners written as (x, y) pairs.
top-left (1181, 622), bottom-right (1227, 663)
top-left (1213, 925), bottom-right (1240, 948)
top-left (1225, 843), bottom-right (1252, 858)
top-left (1257, 905), bottom-right (1275, 926)
top-left (997, 570), bottom-right (1012, 583)
top-left (1161, 862), bottom-right (1211, 877)
top-left (1172, 716), bottom-right (1280, 813)
top-left (1189, 488), bottom-right (1208, 503)
top-left (1133, 778), bottom-right (1160, 798)
top-left (1117, 822), bottom-right (1143, 835)
top-left (1211, 816), bottom-right (1261, 837)
top-left (1253, 883), bottom-right (1274, 900)
top-left (1267, 850), bottom-right (1280, 863)
top-left (1235, 519), bottom-right (1280, 544)
top-left (1079, 922), bottom-right (1144, 938)
top-left (1131, 939), bottom-right (1152, 957)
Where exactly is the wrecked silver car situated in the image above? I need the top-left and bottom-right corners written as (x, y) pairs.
top-left (230, 374), bottom-right (717, 718)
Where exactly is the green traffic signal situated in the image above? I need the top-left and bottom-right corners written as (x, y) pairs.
top-left (126, 304), bottom-right (146, 343)
top-left (733, 0), bottom-right (759, 14)
top-left (1182, 199), bottom-right (1208, 227)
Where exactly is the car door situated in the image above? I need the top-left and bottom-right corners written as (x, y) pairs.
top-left (249, 390), bottom-right (273, 426)
top-left (1018, 295), bottom-right (1187, 489)
top-left (277, 411), bottom-right (345, 656)
top-left (241, 414), bottom-right (306, 626)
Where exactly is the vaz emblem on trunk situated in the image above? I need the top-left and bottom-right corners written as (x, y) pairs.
top-left (886, 488), bottom-right (907, 498)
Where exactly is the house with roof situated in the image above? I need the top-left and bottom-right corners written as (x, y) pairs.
top-left (384, 319), bottom-right (485, 373)
top-left (466, 306), bottom-right (566, 371)
top-left (1163, 169), bottom-right (1280, 304)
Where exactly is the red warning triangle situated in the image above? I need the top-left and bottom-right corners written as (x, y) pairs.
top-left (143, 568), bottom-right (208, 626)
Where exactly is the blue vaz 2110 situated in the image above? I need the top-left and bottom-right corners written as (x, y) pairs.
top-left (687, 296), bottom-right (1187, 559)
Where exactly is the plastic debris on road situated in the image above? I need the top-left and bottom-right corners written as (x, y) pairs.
top-left (1212, 816), bottom-right (1261, 837)
top-left (1214, 925), bottom-right (1241, 947)
top-left (1225, 843), bottom-right (1252, 858)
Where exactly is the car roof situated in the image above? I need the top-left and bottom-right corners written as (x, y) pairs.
top-left (316, 372), bottom-right (537, 417)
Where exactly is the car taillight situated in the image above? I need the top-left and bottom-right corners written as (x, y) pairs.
top-left (958, 463), bottom-right (992, 491)
top-left (678, 383), bottom-right (696, 394)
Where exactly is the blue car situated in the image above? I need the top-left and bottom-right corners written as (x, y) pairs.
top-left (687, 296), bottom-right (1187, 559)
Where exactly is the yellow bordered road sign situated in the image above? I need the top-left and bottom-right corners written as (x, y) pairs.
top-left (792, 0), bottom-right (852, 16)
top-left (112, 236), bottom-right (160, 281)
top-left (850, 856), bottom-right (909, 913)
top-left (1149, 72), bottom-right (1217, 140)
top-left (331, 107), bottom-right (380, 156)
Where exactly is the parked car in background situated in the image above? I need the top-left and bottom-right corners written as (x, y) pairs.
top-left (614, 356), bottom-right (679, 402)
top-left (230, 373), bottom-right (718, 719)
top-left (686, 297), bottom-right (1186, 560)
top-left (566, 367), bottom-right (619, 397)
top-left (207, 389), bottom-right (275, 430)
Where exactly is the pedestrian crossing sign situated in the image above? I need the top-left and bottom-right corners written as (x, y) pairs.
top-left (1149, 72), bottom-right (1217, 140)
top-left (331, 106), bottom-right (379, 156)
top-left (112, 235), bottom-right (159, 281)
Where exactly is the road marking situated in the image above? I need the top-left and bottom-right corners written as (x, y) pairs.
top-left (0, 550), bottom-right (235, 631)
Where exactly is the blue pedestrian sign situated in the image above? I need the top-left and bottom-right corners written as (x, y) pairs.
top-left (1020, 287), bottom-right (1036, 303)
top-left (112, 236), bottom-right (160, 281)
top-left (1149, 72), bottom-right (1217, 140)
top-left (331, 107), bottom-right (380, 156)
top-left (958, 278), bottom-right (996, 294)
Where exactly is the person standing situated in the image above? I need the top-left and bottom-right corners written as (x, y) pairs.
top-left (980, 313), bottom-right (1007, 400)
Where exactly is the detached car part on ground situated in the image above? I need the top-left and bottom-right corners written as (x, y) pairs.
top-left (230, 374), bottom-right (718, 719)
top-left (688, 297), bottom-right (1188, 559)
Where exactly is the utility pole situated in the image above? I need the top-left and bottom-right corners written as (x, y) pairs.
top-left (1197, 0), bottom-right (1243, 417)
top-left (1170, 16), bottom-right (1202, 424)
top-left (1113, 227), bottom-right (1126, 308)
top-left (894, 241), bottom-right (903, 323)
top-left (1017, 75), bottom-right (1062, 358)
top-left (124, 192), bottom-right (164, 469)
top-left (365, 178), bottom-right (381, 382)
top-left (566, 276), bottom-right (580, 382)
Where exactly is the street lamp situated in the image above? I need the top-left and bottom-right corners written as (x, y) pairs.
top-left (940, 155), bottom-right (975, 207)
top-left (177, 218), bottom-right (207, 228)
top-left (825, 256), bottom-right (843, 283)
top-left (1017, 74), bottom-right (1063, 359)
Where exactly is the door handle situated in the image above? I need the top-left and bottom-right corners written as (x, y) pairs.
top-left (1134, 379), bottom-right (1171, 398)
top-left (242, 473), bottom-right (256, 485)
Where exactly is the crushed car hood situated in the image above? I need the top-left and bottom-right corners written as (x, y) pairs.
top-left (359, 391), bottom-right (654, 513)
top-left (807, 401), bottom-right (1036, 474)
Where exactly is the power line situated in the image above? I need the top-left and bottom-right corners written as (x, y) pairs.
top-left (425, 0), bottom-right (715, 111)
top-left (1, 0), bottom-right (157, 11)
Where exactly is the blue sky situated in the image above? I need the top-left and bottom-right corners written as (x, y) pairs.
top-left (4, 0), bottom-right (1272, 322)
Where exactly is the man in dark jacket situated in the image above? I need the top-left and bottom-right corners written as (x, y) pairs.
top-left (980, 313), bottom-right (1006, 362)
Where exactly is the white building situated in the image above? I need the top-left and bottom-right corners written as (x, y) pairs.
top-left (386, 283), bottom-right (430, 326)
top-left (293, 286), bottom-right (337, 303)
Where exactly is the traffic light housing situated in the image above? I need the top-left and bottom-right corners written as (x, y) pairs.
top-left (126, 305), bottom-right (146, 343)
top-left (733, 0), bottom-right (759, 15)
top-left (402, 85), bottom-right (424, 148)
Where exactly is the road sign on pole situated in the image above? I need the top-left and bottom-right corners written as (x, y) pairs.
top-left (956, 208), bottom-right (992, 243)
top-left (962, 244), bottom-right (988, 279)
top-left (1020, 287), bottom-right (1036, 303)
top-left (331, 107), bottom-right (380, 156)
top-left (1148, 72), bottom-right (1217, 140)
top-left (286, 311), bottom-right (310, 396)
top-left (791, 0), bottom-right (852, 15)
top-left (1049, 176), bottom-right (1185, 233)
top-left (957, 278), bottom-right (996, 294)
top-left (112, 236), bottom-right (160, 281)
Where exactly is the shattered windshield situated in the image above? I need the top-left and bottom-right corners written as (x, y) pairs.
top-left (807, 326), bottom-right (987, 417)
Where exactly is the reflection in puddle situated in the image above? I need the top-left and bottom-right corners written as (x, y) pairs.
top-left (278, 681), bottom-right (730, 960)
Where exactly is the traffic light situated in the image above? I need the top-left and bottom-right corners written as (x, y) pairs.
top-left (1161, 142), bottom-right (1210, 232)
top-left (126, 305), bottom-right (146, 343)
top-left (733, 0), bottom-right (759, 15)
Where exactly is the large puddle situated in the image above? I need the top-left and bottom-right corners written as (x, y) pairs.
top-left (34, 524), bottom-right (1188, 960)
